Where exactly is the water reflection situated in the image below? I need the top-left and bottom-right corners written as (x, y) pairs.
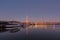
top-left (0, 26), bottom-right (20, 33)
top-left (0, 24), bottom-right (60, 33)
top-left (0, 24), bottom-right (60, 40)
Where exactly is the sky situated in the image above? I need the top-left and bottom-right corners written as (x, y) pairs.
top-left (0, 0), bottom-right (60, 22)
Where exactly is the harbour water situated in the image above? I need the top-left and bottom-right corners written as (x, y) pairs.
top-left (0, 25), bottom-right (60, 40)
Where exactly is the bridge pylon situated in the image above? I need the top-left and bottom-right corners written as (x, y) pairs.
top-left (25, 16), bottom-right (29, 24)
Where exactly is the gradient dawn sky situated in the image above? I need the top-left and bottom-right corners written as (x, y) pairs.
top-left (0, 0), bottom-right (60, 22)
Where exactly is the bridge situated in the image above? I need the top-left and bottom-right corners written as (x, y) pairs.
top-left (18, 16), bottom-right (60, 25)
top-left (0, 16), bottom-right (60, 27)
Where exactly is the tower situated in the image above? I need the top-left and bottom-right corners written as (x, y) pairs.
top-left (25, 16), bottom-right (29, 24)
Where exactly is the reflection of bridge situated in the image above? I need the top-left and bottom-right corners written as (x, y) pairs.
top-left (0, 21), bottom-right (60, 33)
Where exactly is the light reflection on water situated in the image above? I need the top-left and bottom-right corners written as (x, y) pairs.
top-left (0, 25), bottom-right (60, 40)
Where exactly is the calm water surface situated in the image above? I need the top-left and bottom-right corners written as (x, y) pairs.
top-left (0, 25), bottom-right (60, 40)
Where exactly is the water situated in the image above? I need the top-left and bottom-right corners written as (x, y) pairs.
top-left (0, 25), bottom-right (60, 40)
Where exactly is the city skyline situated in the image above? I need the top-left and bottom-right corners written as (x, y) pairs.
top-left (0, 15), bottom-right (60, 22)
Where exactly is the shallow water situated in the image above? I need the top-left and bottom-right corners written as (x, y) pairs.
top-left (0, 25), bottom-right (60, 40)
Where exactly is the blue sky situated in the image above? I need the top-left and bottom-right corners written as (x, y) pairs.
top-left (0, 0), bottom-right (60, 22)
